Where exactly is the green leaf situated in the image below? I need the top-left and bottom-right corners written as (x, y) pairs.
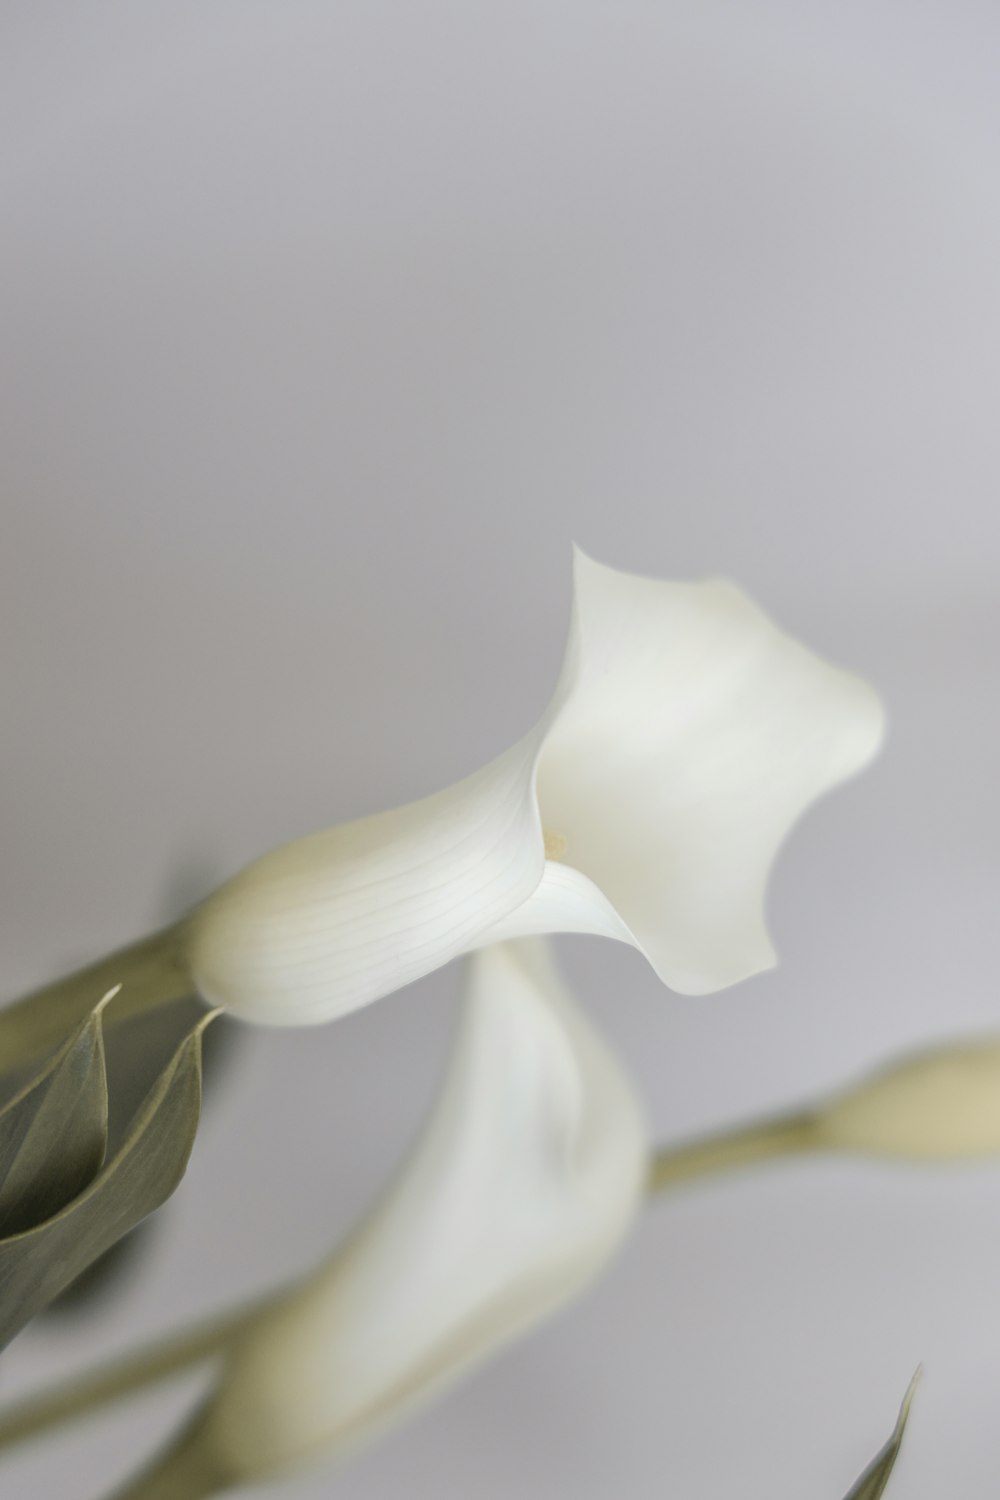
top-left (49, 1004), bottom-right (243, 1316)
top-left (842, 1370), bottom-right (920, 1500)
top-left (0, 992), bottom-right (112, 1237)
top-left (0, 1010), bottom-right (215, 1351)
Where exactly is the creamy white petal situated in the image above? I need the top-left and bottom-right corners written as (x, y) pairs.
top-left (187, 733), bottom-right (548, 1025)
top-left (473, 859), bottom-right (637, 948)
top-left (145, 941), bottom-right (647, 1487)
top-left (530, 550), bottom-right (886, 993)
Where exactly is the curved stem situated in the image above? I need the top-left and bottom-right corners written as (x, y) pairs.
top-left (0, 926), bottom-right (194, 1077)
top-left (647, 1108), bottom-right (825, 1195)
top-left (0, 1299), bottom-right (262, 1455)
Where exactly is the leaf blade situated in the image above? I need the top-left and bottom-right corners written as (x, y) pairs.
top-left (0, 1010), bottom-right (214, 1351)
top-left (0, 995), bottom-right (112, 1237)
top-left (50, 1003), bottom-right (243, 1316)
top-left (842, 1370), bottom-right (921, 1500)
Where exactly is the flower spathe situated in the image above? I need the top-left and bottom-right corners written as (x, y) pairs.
top-left (188, 550), bottom-right (885, 1025)
top-left (124, 941), bottom-right (647, 1492)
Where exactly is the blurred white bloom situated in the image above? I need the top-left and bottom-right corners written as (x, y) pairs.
top-left (189, 551), bottom-right (884, 1025)
top-left (818, 1037), bottom-right (1000, 1159)
top-left (124, 941), bottom-right (646, 1494)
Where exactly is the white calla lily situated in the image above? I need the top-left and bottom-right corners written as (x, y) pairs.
top-left (188, 550), bottom-right (884, 1025)
top-left (117, 940), bottom-right (646, 1496)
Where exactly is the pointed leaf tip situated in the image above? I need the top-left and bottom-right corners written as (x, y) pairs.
top-left (98, 982), bottom-right (122, 1005)
top-left (842, 1368), bottom-right (921, 1500)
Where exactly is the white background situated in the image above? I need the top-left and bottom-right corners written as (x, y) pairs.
top-left (2, 3), bottom-right (999, 1495)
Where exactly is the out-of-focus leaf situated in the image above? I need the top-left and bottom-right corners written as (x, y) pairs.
top-left (0, 995), bottom-right (112, 1238)
top-left (842, 1370), bottom-right (920, 1499)
top-left (0, 1011), bottom-right (214, 1351)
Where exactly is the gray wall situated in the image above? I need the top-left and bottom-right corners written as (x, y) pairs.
top-left (2, 4), bottom-right (999, 1495)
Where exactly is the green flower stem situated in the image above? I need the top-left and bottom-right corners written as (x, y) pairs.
top-left (647, 1108), bottom-right (825, 1195)
top-left (0, 1300), bottom-right (261, 1456)
top-left (0, 926), bottom-right (194, 1077)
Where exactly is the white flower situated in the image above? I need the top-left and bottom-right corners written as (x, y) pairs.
top-left (123, 941), bottom-right (647, 1493)
top-left (188, 551), bottom-right (884, 1025)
